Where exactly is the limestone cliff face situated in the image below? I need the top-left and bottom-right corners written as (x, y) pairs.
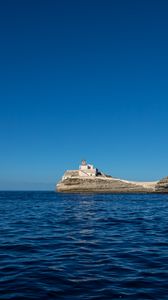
top-left (56, 175), bottom-right (158, 193)
top-left (155, 177), bottom-right (168, 192)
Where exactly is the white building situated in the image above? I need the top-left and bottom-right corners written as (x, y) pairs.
top-left (79, 160), bottom-right (98, 177)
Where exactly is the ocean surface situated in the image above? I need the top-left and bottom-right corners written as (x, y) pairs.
top-left (0, 192), bottom-right (168, 300)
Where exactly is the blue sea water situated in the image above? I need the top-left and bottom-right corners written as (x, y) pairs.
top-left (0, 192), bottom-right (168, 300)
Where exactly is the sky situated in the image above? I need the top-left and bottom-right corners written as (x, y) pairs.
top-left (0, 0), bottom-right (168, 190)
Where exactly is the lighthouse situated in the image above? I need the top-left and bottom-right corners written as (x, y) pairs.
top-left (79, 160), bottom-right (98, 177)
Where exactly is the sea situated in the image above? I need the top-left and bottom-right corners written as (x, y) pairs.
top-left (0, 192), bottom-right (168, 300)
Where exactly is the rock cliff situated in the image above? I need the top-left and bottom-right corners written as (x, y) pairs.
top-left (56, 173), bottom-right (168, 193)
top-left (155, 176), bottom-right (168, 192)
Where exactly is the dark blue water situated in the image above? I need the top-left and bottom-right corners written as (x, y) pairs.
top-left (0, 192), bottom-right (168, 300)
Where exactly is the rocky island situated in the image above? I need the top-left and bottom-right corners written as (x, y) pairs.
top-left (56, 160), bottom-right (168, 193)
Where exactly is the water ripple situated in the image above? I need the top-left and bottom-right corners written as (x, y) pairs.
top-left (0, 192), bottom-right (168, 299)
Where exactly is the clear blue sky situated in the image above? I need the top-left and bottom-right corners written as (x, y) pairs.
top-left (0, 0), bottom-right (168, 190)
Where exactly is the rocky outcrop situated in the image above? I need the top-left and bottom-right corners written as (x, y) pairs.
top-left (56, 175), bottom-right (159, 193)
top-left (155, 177), bottom-right (168, 192)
